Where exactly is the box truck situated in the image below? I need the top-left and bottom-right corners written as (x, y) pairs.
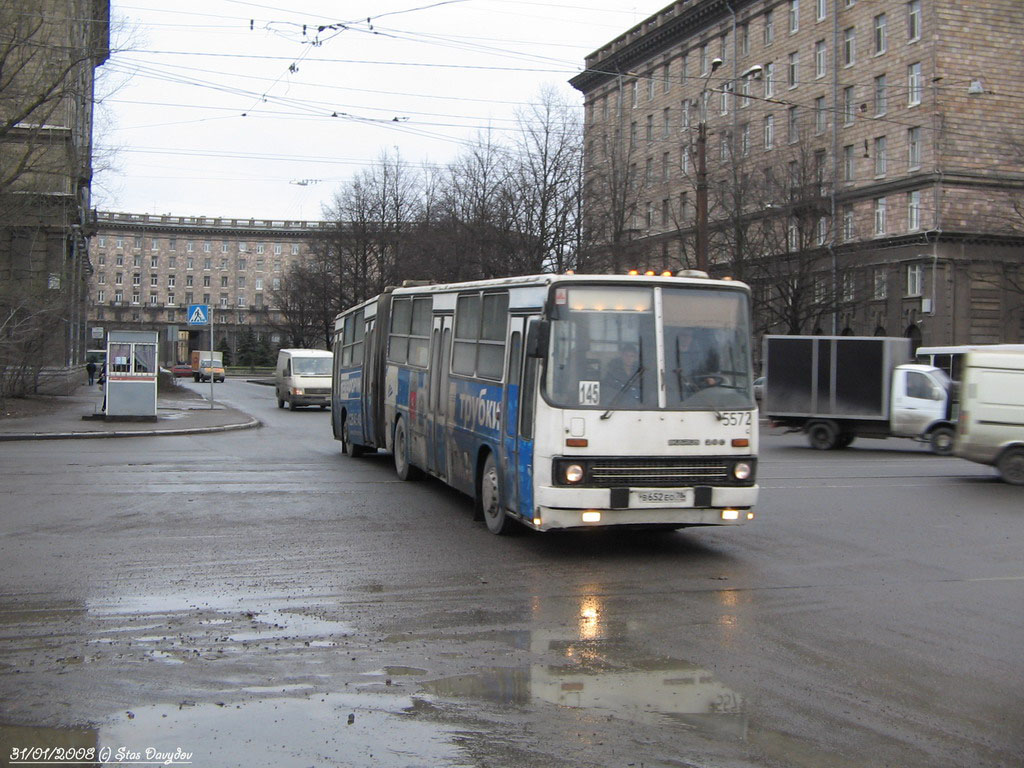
top-left (953, 349), bottom-right (1024, 484)
top-left (763, 335), bottom-right (956, 453)
top-left (190, 350), bottom-right (225, 383)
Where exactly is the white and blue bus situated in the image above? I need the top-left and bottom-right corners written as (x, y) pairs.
top-left (331, 272), bottom-right (758, 534)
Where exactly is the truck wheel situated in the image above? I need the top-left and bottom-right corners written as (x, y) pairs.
top-left (929, 426), bottom-right (955, 455)
top-left (837, 432), bottom-right (856, 448)
top-left (393, 418), bottom-right (422, 481)
top-left (997, 447), bottom-right (1024, 485)
top-left (807, 421), bottom-right (839, 450)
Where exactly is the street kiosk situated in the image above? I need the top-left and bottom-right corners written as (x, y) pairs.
top-left (105, 330), bottom-right (159, 420)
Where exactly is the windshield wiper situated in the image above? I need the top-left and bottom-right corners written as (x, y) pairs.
top-left (601, 366), bottom-right (645, 420)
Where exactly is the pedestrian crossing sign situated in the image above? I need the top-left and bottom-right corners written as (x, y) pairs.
top-left (187, 304), bottom-right (210, 325)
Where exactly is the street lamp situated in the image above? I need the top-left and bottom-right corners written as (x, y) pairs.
top-left (694, 62), bottom-right (763, 273)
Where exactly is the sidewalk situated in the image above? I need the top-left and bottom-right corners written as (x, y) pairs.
top-left (0, 382), bottom-right (260, 441)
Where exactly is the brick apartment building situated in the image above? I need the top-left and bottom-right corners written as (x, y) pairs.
top-left (86, 212), bottom-right (324, 365)
top-left (571, 0), bottom-right (1024, 346)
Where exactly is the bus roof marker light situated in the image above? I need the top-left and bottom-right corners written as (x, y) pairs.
top-left (661, 270), bottom-right (673, 277)
top-left (628, 269), bottom-right (639, 276)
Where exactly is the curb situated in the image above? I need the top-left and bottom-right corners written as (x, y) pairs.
top-left (0, 417), bottom-right (262, 442)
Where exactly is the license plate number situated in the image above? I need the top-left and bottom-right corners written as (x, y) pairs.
top-left (631, 489), bottom-right (691, 506)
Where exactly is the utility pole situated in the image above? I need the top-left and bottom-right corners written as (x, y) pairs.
top-left (695, 119), bottom-right (709, 272)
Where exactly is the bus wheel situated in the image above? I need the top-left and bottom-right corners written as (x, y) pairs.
top-left (393, 418), bottom-right (422, 480)
top-left (479, 454), bottom-right (513, 535)
top-left (929, 426), bottom-right (955, 455)
top-left (342, 415), bottom-right (364, 458)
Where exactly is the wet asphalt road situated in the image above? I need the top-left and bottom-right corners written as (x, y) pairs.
top-left (0, 378), bottom-right (1022, 768)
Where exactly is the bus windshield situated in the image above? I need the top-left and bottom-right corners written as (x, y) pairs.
top-left (544, 284), bottom-right (753, 411)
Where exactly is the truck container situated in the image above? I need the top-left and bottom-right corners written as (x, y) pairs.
top-left (954, 349), bottom-right (1024, 484)
top-left (763, 335), bottom-right (956, 453)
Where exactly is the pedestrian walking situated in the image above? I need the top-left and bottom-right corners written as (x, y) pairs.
top-left (86, 360), bottom-right (97, 386)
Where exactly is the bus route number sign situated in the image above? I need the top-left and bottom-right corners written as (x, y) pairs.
top-left (579, 380), bottom-right (600, 406)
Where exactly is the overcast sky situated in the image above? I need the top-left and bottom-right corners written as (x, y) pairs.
top-left (96, 0), bottom-right (669, 221)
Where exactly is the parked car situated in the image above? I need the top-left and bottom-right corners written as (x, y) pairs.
top-left (171, 363), bottom-right (193, 377)
top-left (753, 376), bottom-right (765, 402)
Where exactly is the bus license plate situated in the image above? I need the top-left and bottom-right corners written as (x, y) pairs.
top-left (631, 489), bottom-right (691, 507)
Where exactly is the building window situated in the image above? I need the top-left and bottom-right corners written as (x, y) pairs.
top-left (257, 243), bottom-right (266, 254)
top-left (645, 157), bottom-right (653, 185)
top-left (874, 74), bottom-right (887, 115)
top-left (220, 276), bottom-right (228, 288)
top-left (789, 0), bottom-right (799, 33)
top-left (661, 198), bottom-right (670, 226)
top-left (150, 274), bottom-right (158, 287)
top-left (116, 237), bottom-right (124, 249)
top-left (238, 276), bottom-right (246, 289)
top-left (700, 43), bottom-right (709, 74)
top-left (132, 274), bottom-right (141, 286)
top-left (220, 258), bottom-right (228, 270)
top-left (168, 256), bottom-right (176, 269)
top-left (98, 236), bottom-right (106, 248)
top-left (133, 255), bottom-right (141, 268)
top-left (186, 241), bottom-right (194, 252)
top-left (842, 206), bottom-right (855, 241)
top-left (150, 255), bottom-right (159, 268)
top-left (662, 152), bottom-right (670, 181)
top-left (788, 51), bottom-right (799, 88)
top-left (203, 276), bottom-right (211, 287)
top-left (815, 40), bottom-right (826, 78)
top-left (630, 122), bottom-right (637, 149)
top-left (115, 272), bottom-right (123, 285)
top-left (185, 292), bottom-right (193, 304)
top-left (149, 294), bottom-right (158, 306)
top-left (907, 264), bottom-right (923, 296)
top-left (645, 202), bottom-right (653, 228)
top-left (645, 114), bottom-right (653, 141)
top-left (220, 295), bottom-right (229, 308)
top-left (720, 81), bottom-right (732, 114)
top-left (764, 10), bottom-right (774, 46)
top-left (814, 96), bottom-right (827, 134)
top-left (203, 241), bottom-right (211, 253)
top-left (843, 144), bottom-right (855, 181)
top-left (238, 242), bottom-right (247, 253)
top-left (874, 136), bottom-right (887, 176)
top-left (115, 254), bottom-right (123, 266)
top-left (764, 62), bottom-right (775, 97)
top-left (187, 257), bottom-right (194, 269)
top-left (254, 278), bottom-right (263, 291)
top-left (908, 190), bottom-right (921, 230)
top-left (908, 126), bottom-right (922, 168)
top-left (874, 14), bottom-right (887, 54)
top-left (97, 290), bottom-right (105, 303)
top-left (647, 71), bottom-right (655, 101)
top-left (256, 257), bottom-right (264, 271)
top-left (740, 122), bottom-right (750, 156)
top-left (131, 292), bottom-right (140, 304)
top-left (186, 275), bottom-right (193, 287)
top-left (873, 197), bottom-right (887, 235)
top-left (787, 217), bottom-right (799, 250)
top-left (843, 27), bottom-right (856, 66)
top-left (98, 273), bottom-right (106, 284)
top-left (816, 0), bottom-right (826, 21)
top-left (238, 258), bottom-right (247, 271)
top-left (273, 243), bottom-right (283, 256)
top-left (874, 270), bottom-right (887, 300)
top-left (168, 294), bottom-right (175, 306)
top-left (151, 239), bottom-right (159, 251)
top-left (168, 238), bottom-right (176, 251)
top-left (764, 114), bottom-right (775, 149)
top-left (204, 258), bottom-right (211, 270)
top-left (788, 106), bottom-right (799, 143)
top-left (817, 216), bottom-right (829, 246)
top-left (114, 291), bottom-right (123, 303)
top-left (291, 243), bottom-right (300, 256)
top-left (98, 254), bottom-right (105, 266)
top-left (908, 62), bottom-right (922, 105)
top-left (662, 62), bottom-right (671, 93)
top-left (237, 295), bottom-right (246, 307)
top-left (907, 0), bottom-right (921, 42)
top-left (843, 85), bottom-right (855, 125)
top-left (739, 23), bottom-right (749, 56)
top-left (133, 236), bottom-right (142, 249)
top-left (842, 273), bottom-right (855, 303)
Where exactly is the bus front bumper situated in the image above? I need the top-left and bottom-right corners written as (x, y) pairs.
top-left (530, 485), bottom-right (758, 531)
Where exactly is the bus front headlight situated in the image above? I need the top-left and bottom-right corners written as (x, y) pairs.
top-left (564, 464), bottom-right (585, 484)
top-left (733, 461), bottom-right (752, 481)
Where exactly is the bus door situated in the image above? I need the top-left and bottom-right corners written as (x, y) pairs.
top-left (501, 317), bottom-right (527, 517)
top-left (360, 317), bottom-right (376, 446)
top-left (427, 315), bottom-right (453, 478)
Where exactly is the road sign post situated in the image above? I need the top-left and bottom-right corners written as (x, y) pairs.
top-left (187, 304), bottom-right (215, 409)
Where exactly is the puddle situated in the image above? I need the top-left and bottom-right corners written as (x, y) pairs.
top-left (421, 638), bottom-right (747, 738)
top-left (100, 694), bottom-right (469, 767)
top-left (1, 694), bottom-right (469, 767)
top-left (226, 609), bottom-right (352, 643)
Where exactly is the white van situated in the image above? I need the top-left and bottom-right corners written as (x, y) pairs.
top-left (275, 349), bottom-right (333, 410)
top-left (954, 350), bottom-right (1024, 484)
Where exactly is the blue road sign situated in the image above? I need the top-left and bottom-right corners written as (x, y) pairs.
top-left (187, 304), bottom-right (210, 325)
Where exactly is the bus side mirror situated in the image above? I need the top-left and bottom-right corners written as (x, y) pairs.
top-left (526, 319), bottom-right (549, 358)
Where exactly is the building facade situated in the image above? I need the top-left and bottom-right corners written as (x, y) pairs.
top-left (571, 0), bottom-right (1024, 347)
top-left (87, 212), bottom-right (324, 365)
top-left (0, 0), bottom-right (110, 385)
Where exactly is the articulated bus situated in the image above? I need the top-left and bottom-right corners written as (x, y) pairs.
top-left (330, 272), bottom-right (758, 534)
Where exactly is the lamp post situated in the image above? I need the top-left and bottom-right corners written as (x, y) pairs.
top-left (694, 61), bottom-right (763, 273)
